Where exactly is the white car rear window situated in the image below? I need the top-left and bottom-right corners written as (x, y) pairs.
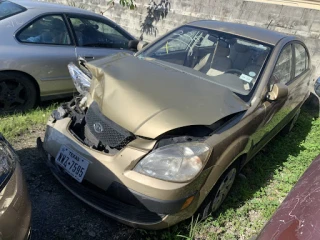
top-left (0, 1), bottom-right (25, 21)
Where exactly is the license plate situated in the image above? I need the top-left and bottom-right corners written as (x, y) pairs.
top-left (55, 146), bottom-right (89, 183)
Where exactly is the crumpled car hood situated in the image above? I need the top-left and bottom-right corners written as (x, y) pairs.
top-left (86, 53), bottom-right (248, 139)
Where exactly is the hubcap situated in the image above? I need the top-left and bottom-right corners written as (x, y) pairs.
top-left (0, 80), bottom-right (26, 111)
top-left (211, 168), bottom-right (237, 212)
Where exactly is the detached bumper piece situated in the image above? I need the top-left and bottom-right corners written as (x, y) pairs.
top-left (37, 138), bottom-right (165, 227)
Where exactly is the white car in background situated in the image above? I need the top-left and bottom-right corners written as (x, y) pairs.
top-left (0, 0), bottom-right (137, 113)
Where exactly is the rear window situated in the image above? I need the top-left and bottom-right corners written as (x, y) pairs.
top-left (0, 1), bottom-right (26, 20)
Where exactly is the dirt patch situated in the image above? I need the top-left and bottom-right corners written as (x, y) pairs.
top-left (13, 126), bottom-right (137, 240)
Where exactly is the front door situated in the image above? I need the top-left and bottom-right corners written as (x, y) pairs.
top-left (66, 14), bottom-right (133, 61)
top-left (250, 44), bottom-right (294, 155)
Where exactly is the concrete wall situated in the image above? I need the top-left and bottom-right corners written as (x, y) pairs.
top-left (49, 0), bottom-right (320, 79)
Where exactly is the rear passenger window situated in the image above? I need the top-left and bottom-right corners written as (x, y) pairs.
top-left (0, 1), bottom-right (25, 20)
top-left (294, 44), bottom-right (308, 77)
top-left (271, 45), bottom-right (293, 85)
top-left (17, 15), bottom-right (71, 45)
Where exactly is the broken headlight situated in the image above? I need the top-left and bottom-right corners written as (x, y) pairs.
top-left (68, 62), bottom-right (91, 95)
top-left (0, 135), bottom-right (16, 188)
top-left (134, 142), bottom-right (210, 182)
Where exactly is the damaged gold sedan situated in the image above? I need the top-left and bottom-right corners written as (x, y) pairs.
top-left (38, 21), bottom-right (312, 229)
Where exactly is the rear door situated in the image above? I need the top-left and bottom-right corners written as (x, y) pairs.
top-left (289, 42), bottom-right (311, 110)
top-left (250, 41), bottom-right (311, 165)
top-left (66, 14), bottom-right (134, 61)
top-left (16, 14), bottom-right (76, 96)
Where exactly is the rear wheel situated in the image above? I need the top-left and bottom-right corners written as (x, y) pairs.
top-left (197, 163), bottom-right (238, 220)
top-left (0, 72), bottom-right (37, 114)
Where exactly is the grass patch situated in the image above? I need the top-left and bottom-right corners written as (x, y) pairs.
top-left (0, 105), bottom-right (56, 141)
top-left (133, 107), bottom-right (320, 239)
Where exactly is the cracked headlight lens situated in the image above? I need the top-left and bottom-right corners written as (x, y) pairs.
top-left (0, 136), bottom-right (16, 188)
top-left (68, 62), bottom-right (91, 95)
top-left (134, 142), bottom-right (211, 182)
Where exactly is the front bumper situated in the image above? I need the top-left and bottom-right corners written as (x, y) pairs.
top-left (38, 145), bottom-right (165, 226)
top-left (38, 117), bottom-right (209, 229)
top-left (0, 162), bottom-right (32, 240)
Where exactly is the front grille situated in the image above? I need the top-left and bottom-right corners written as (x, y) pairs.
top-left (85, 102), bottom-right (135, 149)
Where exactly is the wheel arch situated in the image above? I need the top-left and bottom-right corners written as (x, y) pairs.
top-left (196, 136), bottom-right (251, 209)
top-left (195, 153), bottom-right (248, 218)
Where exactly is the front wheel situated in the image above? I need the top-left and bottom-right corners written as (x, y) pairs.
top-left (197, 164), bottom-right (238, 220)
top-left (0, 72), bottom-right (37, 114)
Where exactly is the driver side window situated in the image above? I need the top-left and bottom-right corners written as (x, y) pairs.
top-left (271, 45), bottom-right (293, 85)
top-left (69, 16), bottom-right (130, 49)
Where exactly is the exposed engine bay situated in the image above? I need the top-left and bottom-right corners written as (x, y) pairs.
top-left (51, 97), bottom-right (136, 155)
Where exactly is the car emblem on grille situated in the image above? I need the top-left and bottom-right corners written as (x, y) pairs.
top-left (93, 122), bottom-right (104, 133)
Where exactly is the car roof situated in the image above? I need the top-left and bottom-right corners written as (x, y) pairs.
top-left (188, 20), bottom-right (288, 45)
top-left (9, 0), bottom-right (97, 16)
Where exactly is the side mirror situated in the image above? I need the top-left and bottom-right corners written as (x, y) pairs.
top-left (128, 40), bottom-right (139, 50)
top-left (314, 77), bottom-right (320, 97)
top-left (267, 83), bottom-right (288, 101)
top-left (137, 41), bottom-right (148, 51)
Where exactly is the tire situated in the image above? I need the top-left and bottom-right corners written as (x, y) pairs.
top-left (281, 108), bottom-right (301, 135)
top-left (0, 72), bottom-right (37, 114)
top-left (197, 163), bottom-right (238, 220)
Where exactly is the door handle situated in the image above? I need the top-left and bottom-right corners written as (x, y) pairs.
top-left (84, 56), bottom-right (95, 60)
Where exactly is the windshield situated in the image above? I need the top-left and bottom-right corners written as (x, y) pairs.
top-left (0, 1), bottom-right (25, 20)
top-left (138, 26), bottom-right (272, 96)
